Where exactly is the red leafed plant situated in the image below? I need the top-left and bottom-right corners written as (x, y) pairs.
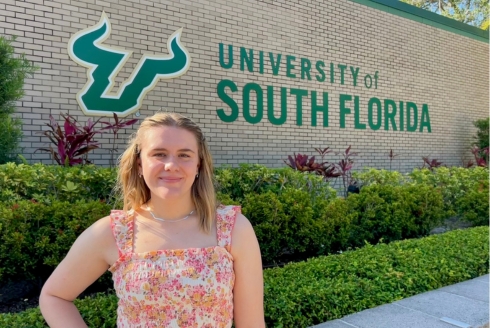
top-left (471, 146), bottom-right (489, 168)
top-left (334, 145), bottom-right (359, 197)
top-left (36, 114), bottom-right (101, 166)
top-left (100, 112), bottom-right (138, 167)
top-left (37, 112), bottom-right (138, 166)
top-left (284, 153), bottom-right (326, 174)
top-left (421, 156), bottom-right (444, 171)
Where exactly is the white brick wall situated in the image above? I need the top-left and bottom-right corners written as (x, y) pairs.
top-left (1, 0), bottom-right (488, 171)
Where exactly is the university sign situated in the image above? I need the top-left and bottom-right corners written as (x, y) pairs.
top-left (67, 12), bottom-right (191, 116)
top-left (68, 12), bottom-right (431, 132)
top-left (216, 45), bottom-right (432, 133)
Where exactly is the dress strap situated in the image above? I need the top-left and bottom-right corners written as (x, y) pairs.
top-left (109, 210), bottom-right (134, 257)
top-left (216, 205), bottom-right (241, 252)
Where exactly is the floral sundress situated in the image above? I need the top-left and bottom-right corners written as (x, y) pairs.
top-left (108, 205), bottom-right (239, 327)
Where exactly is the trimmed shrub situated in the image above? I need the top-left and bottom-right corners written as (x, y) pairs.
top-left (263, 226), bottom-right (488, 327)
top-left (409, 166), bottom-right (489, 216)
top-left (346, 184), bottom-right (445, 247)
top-left (215, 164), bottom-right (337, 204)
top-left (1, 227), bottom-right (487, 328)
top-left (0, 199), bottom-right (112, 283)
top-left (457, 178), bottom-right (489, 226)
top-left (242, 188), bottom-right (321, 264)
top-left (0, 163), bottom-right (117, 203)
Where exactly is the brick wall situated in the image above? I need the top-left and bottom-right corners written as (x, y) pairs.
top-left (1, 0), bottom-right (488, 171)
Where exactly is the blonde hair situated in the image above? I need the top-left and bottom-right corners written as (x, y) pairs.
top-left (115, 112), bottom-right (217, 232)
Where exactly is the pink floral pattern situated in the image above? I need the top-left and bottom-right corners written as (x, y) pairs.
top-left (108, 205), bottom-right (240, 328)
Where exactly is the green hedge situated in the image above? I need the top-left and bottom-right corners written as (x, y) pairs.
top-left (0, 199), bottom-right (112, 283)
top-left (354, 166), bottom-right (489, 224)
top-left (0, 163), bottom-right (116, 203)
top-left (1, 227), bottom-right (488, 327)
top-left (0, 164), bottom-right (449, 279)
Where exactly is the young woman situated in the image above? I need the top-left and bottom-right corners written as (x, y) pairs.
top-left (40, 112), bottom-right (265, 327)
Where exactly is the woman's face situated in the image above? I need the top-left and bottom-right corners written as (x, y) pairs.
top-left (138, 126), bottom-right (200, 202)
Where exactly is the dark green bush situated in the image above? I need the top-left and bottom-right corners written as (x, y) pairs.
top-left (457, 178), bottom-right (489, 226)
top-left (0, 163), bottom-right (117, 203)
top-left (346, 184), bottom-right (445, 247)
top-left (409, 166), bottom-right (489, 217)
top-left (242, 188), bottom-right (322, 264)
top-left (263, 226), bottom-right (489, 327)
top-left (2, 227), bottom-right (487, 328)
top-left (0, 199), bottom-right (112, 283)
top-left (0, 35), bottom-right (38, 164)
top-left (215, 164), bottom-right (337, 204)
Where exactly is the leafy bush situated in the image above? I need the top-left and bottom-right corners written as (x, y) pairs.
top-left (242, 188), bottom-right (321, 264)
top-left (474, 118), bottom-right (489, 150)
top-left (2, 227), bottom-right (488, 327)
top-left (215, 164), bottom-right (337, 204)
top-left (0, 35), bottom-right (38, 164)
top-left (457, 178), bottom-right (489, 226)
top-left (353, 168), bottom-right (407, 186)
top-left (346, 184), bottom-right (445, 247)
top-left (0, 199), bottom-right (112, 283)
top-left (409, 166), bottom-right (489, 216)
top-left (0, 163), bottom-right (117, 203)
top-left (0, 293), bottom-right (118, 328)
top-left (263, 226), bottom-right (488, 327)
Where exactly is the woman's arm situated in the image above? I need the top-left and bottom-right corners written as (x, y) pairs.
top-left (39, 216), bottom-right (117, 328)
top-left (231, 213), bottom-right (265, 328)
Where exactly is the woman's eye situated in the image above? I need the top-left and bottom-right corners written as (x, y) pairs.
top-left (154, 153), bottom-right (166, 157)
top-left (179, 154), bottom-right (190, 158)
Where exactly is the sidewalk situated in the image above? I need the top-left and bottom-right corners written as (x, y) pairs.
top-left (312, 274), bottom-right (489, 328)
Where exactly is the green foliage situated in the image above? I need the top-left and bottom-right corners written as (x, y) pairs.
top-left (242, 188), bottom-right (321, 264)
top-left (353, 168), bottom-right (407, 186)
top-left (0, 293), bottom-right (118, 328)
top-left (215, 164), bottom-right (337, 204)
top-left (0, 163), bottom-right (117, 203)
top-left (457, 178), bottom-right (489, 226)
top-left (474, 118), bottom-right (489, 149)
top-left (0, 35), bottom-right (38, 164)
top-left (400, 0), bottom-right (489, 28)
top-left (2, 227), bottom-right (488, 327)
top-left (409, 166), bottom-right (489, 216)
top-left (346, 184), bottom-right (445, 247)
top-left (0, 199), bottom-right (112, 282)
top-left (263, 226), bottom-right (489, 327)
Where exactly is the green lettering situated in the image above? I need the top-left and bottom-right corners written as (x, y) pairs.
top-left (420, 104), bottom-right (431, 133)
top-left (339, 94), bottom-right (352, 128)
top-left (301, 58), bottom-right (312, 80)
top-left (240, 47), bottom-right (253, 72)
top-left (368, 97), bottom-right (382, 130)
top-left (311, 91), bottom-right (328, 127)
top-left (267, 86), bottom-right (287, 125)
top-left (384, 99), bottom-right (397, 131)
top-left (286, 55), bottom-right (296, 78)
top-left (399, 101), bottom-right (404, 131)
top-left (219, 43), bottom-right (233, 69)
top-left (269, 53), bottom-right (282, 76)
top-left (350, 66), bottom-right (360, 87)
top-left (216, 79), bottom-right (239, 122)
top-left (354, 96), bottom-right (366, 129)
top-left (259, 51), bottom-right (264, 74)
top-left (338, 64), bottom-right (347, 85)
top-left (243, 83), bottom-right (263, 124)
top-left (290, 88), bottom-right (308, 126)
top-left (315, 61), bottom-right (325, 82)
top-left (330, 62), bottom-right (334, 83)
top-left (407, 102), bottom-right (418, 132)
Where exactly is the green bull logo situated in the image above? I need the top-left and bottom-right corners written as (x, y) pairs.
top-left (67, 12), bottom-right (191, 116)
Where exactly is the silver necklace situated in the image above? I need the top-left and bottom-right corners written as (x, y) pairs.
top-left (149, 210), bottom-right (195, 223)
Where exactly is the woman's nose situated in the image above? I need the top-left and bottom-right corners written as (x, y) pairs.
top-left (164, 156), bottom-right (179, 170)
